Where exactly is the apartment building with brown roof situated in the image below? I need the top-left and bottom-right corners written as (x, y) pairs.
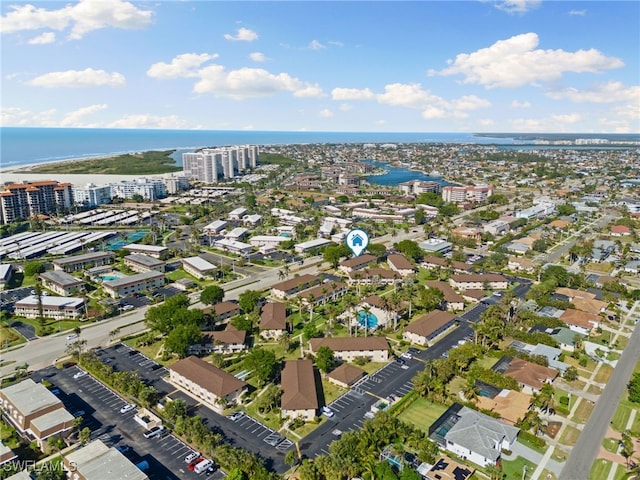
top-left (387, 254), bottom-right (415, 277)
top-left (309, 337), bottom-right (390, 362)
top-left (281, 359), bottom-right (319, 422)
top-left (338, 254), bottom-right (377, 274)
top-left (168, 356), bottom-right (247, 411)
top-left (259, 302), bottom-right (288, 340)
top-left (271, 274), bottom-right (322, 299)
top-left (426, 281), bottom-right (465, 311)
top-left (403, 310), bottom-right (457, 346)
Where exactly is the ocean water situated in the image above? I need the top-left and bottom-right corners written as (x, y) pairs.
top-left (362, 160), bottom-right (452, 186)
top-left (0, 127), bottom-right (509, 168)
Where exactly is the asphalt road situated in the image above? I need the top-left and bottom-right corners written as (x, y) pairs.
top-left (560, 305), bottom-right (640, 480)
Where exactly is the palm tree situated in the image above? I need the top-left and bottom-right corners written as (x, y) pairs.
top-left (361, 304), bottom-right (372, 337)
top-left (622, 430), bottom-right (635, 469)
top-left (462, 379), bottom-right (479, 402)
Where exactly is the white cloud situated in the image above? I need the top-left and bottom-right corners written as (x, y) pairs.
top-left (60, 103), bottom-right (107, 126)
top-left (224, 27), bottom-right (258, 42)
top-left (569, 9), bottom-right (587, 16)
top-left (1, 0), bottom-right (153, 40)
top-left (375, 120), bottom-right (386, 125)
top-left (339, 103), bottom-right (353, 111)
top-left (328, 41), bottom-right (344, 47)
top-left (28, 68), bottom-right (126, 88)
top-left (377, 83), bottom-right (491, 120)
top-left (511, 100), bottom-right (532, 108)
top-left (147, 53), bottom-right (218, 79)
top-left (319, 109), bottom-right (333, 118)
top-left (249, 52), bottom-right (267, 62)
top-left (193, 65), bottom-right (320, 99)
top-left (546, 81), bottom-right (640, 103)
top-left (494, 0), bottom-right (541, 15)
top-left (308, 40), bottom-right (326, 50)
top-left (294, 84), bottom-right (325, 98)
top-left (477, 118), bottom-right (495, 126)
top-left (551, 113), bottom-right (581, 124)
top-left (428, 33), bottom-right (624, 88)
top-left (28, 32), bottom-right (55, 44)
top-left (0, 106), bottom-right (56, 126)
top-left (331, 87), bottom-right (375, 101)
top-left (108, 114), bottom-right (190, 129)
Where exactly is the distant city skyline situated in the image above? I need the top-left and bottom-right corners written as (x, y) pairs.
top-left (1, 1), bottom-right (638, 133)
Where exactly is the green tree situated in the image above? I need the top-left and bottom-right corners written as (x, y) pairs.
top-left (315, 346), bottom-right (336, 373)
top-left (394, 239), bottom-right (423, 262)
top-left (438, 202), bottom-right (459, 217)
top-left (564, 366), bottom-right (579, 382)
top-left (285, 449), bottom-right (299, 469)
top-left (303, 322), bottom-right (321, 341)
top-left (629, 372), bottom-right (640, 403)
top-left (367, 242), bottom-right (387, 258)
top-left (79, 426), bottom-right (91, 445)
top-left (621, 430), bottom-right (635, 468)
top-left (24, 261), bottom-right (45, 277)
top-left (243, 348), bottom-right (278, 387)
top-left (164, 323), bottom-right (202, 358)
top-left (200, 285), bottom-right (225, 305)
top-left (417, 287), bottom-right (444, 312)
top-left (238, 290), bottom-right (262, 314)
top-left (255, 384), bottom-right (282, 414)
top-left (225, 469), bottom-right (246, 480)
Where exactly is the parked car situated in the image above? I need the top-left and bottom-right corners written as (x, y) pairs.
top-left (66, 334), bottom-right (78, 341)
top-left (120, 403), bottom-right (135, 414)
top-left (72, 410), bottom-right (85, 418)
top-left (194, 459), bottom-right (213, 474)
top-left (187, 458), bottom-right (202, 471)
top-left (227, 411), bottom-right (244, 421)
top-left (73, 370), bottom-right (87, 379)
top-left (116, 445), bottom-right (131, 454)
top-left (184, 451), bottom-right (200, 464)
top-left (400, 352), bottom-right (412, 359)
top-left (50, 388), bottom-right (61, 396)
top-left (321, 406), bottom-right (334, 418)
top-left (143, 425), bottom-right (165, 439)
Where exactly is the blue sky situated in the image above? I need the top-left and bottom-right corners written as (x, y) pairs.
top-left (1, 0), bottom-right (638, 132)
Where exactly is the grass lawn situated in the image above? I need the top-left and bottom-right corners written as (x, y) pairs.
top-left (541, 470), bottom-right (557, 480)
top-left (516, 435), bottom-right (547, 455)
top-left (559, 425), bottom-right (581, 446)
top-left (613, 335), bottom-right (629, 351)
top-left (564, 356), bottom-right (594, 376)
top-left (501, 456), bottom-right (536, 480)
top-left (567, 379), bottom-right (587, 391)
top-left (603, 438), bottom-right (619, 453)
top-left (292, 418), bottom-right (325, 439)
top-left (612, 403), bottom-right (633, 432)
top-left (585, 262), bottom-right (614, 274)
top-left (572, 399), bottom-right (595, 423)
top-left (589, 459), bottom-right (626, 480)
top-left (13, 317), bottom-right (87, 337)
top-left (631, 411), bottom-right (640, 436)
top-left (356, 361), bottom-right (388, 375)
top-left (475, 356), bottom-right (498, 369)
top-left (243, 402), bottom-right (284, 432)
top-left (588, 385), bottom-right (603, 395)
top-left (398, 397), bottom-right (447, 433)
top-left (165, 269), bottom-right (200, 286)
top-left (0, 327), bottom-right (26, 348)
top-left (321, 378), bottom-right (346, 405)
top-left (552, 448), bottom-right (567, 462)
top-left (122, 337), bottom-right (177, 366)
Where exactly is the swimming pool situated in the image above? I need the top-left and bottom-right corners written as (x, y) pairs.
top-left (99, 272), bottom-right (126, 282)
top-left (357, 310), bottom-right (378, 328)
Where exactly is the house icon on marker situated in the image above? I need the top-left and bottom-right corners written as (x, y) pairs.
top-left (351, 234), bottom-right (363, 247)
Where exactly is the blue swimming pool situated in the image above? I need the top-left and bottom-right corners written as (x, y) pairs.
top-left (357, 310), bottom-right (378, 328)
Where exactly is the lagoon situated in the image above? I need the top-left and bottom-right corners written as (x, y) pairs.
top-left (362, 160), bottom-right (452, 187)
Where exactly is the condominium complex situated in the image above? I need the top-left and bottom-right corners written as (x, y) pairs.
top-left (0, 181), bottom-right (73, 224)
top-left (441, 184), bottom-right (493, 204)
top-left (73, 183), bottom-right (112, 207)
top-left (110, 178), bottom-right (167, 201)
top-left (183, 145), bottom-right (259, 183)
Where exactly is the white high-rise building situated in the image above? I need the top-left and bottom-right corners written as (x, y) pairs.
top-left (110, 178), bottom-right (167, 201)
top-left (183, 145), bottom-right (259, 183)
top-left (73, 183), bottom-right (112, 207)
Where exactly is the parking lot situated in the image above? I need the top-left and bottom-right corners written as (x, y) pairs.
top-left (99, 344), bottom-right (290, 473)
top-left (31, 365), bottom-right (225, 479)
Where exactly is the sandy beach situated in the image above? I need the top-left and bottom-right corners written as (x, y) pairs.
top-left (0, 155), bottom-right (178, 186)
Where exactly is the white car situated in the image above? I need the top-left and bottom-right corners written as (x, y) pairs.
top-left (184, 451), bottom-right (200, 464)
top-left (73, 370), bottom-right (87, 379)
top-left (321, 406), bottom-right (334, 418)
top-left (120, 403), bottom-right (135, 414)
top-left (66, 334), bottom-right (78, 341)
top-left (400, 352), bottom-right (412, 359)
top-left (122, 305), bottom-right (134, 311)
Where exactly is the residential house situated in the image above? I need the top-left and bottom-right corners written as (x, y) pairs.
top-left (611, 225), bottom-right (632, 236)
top-left (338, 254), bottom-right (377, 274)
top-left (52, 251), bottom-right (114, 273)
top-left (122, 244), bottom-right (169, 260)
top-left (425, 281), bottom-right (465, 311)
top-left (507, 256), bottom-right (535, 273)
top-left (102, 271), bottom-right (165, 298)
top-left (326, 363), bottom-right (366, 389)
top-left (14, 295), bottom-right (85, 320)
top-left (298, 282), bottom-right (348, 306)
top-left (124, 254), bottom-right (165, 273)
top-left (347, 268), bottom-right (401, 285)
top-left (188, 326), bottom-right (246, 355)
top-left (560, 309), bottom-right (601, 335)
top-left (40, 271), bottom-right (85, 296)
top-left (168, 356), bottom-right (248, 411)
top-left (449, 274), bottom-right (508, 291)
top-left (387, 254), bottom-right (415, 277)
top-left (421, 256), bottom-right (474, 274)
top-left (259, 302), bottom-right (288, 340)
top-left (0, 441), bottom-right (16, 466)
top-left (423, 456), bottom-right (474, 480)
top-left (0, 264), bottom-right (13, 291)
top-left (271, 274), bottom-right (322, 299)
top-left (474, 387), bottom-right (532, 426)
top-left (309, 337), bottom-right (390, 362)
top-left (529, 325), bottom-right (585, 352)
top-left (429, 404), bottom-right (519, 467)
top-left (495, 357), bottom-right (558, 395)
top-left (203, 301), bottom-right (241, 322)
top-left (181, 256), bottom-right (217, 279)
top-left (403, 310), bottom-right (457, 346)
top-left (280, 360), bottom-right (319, 422)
